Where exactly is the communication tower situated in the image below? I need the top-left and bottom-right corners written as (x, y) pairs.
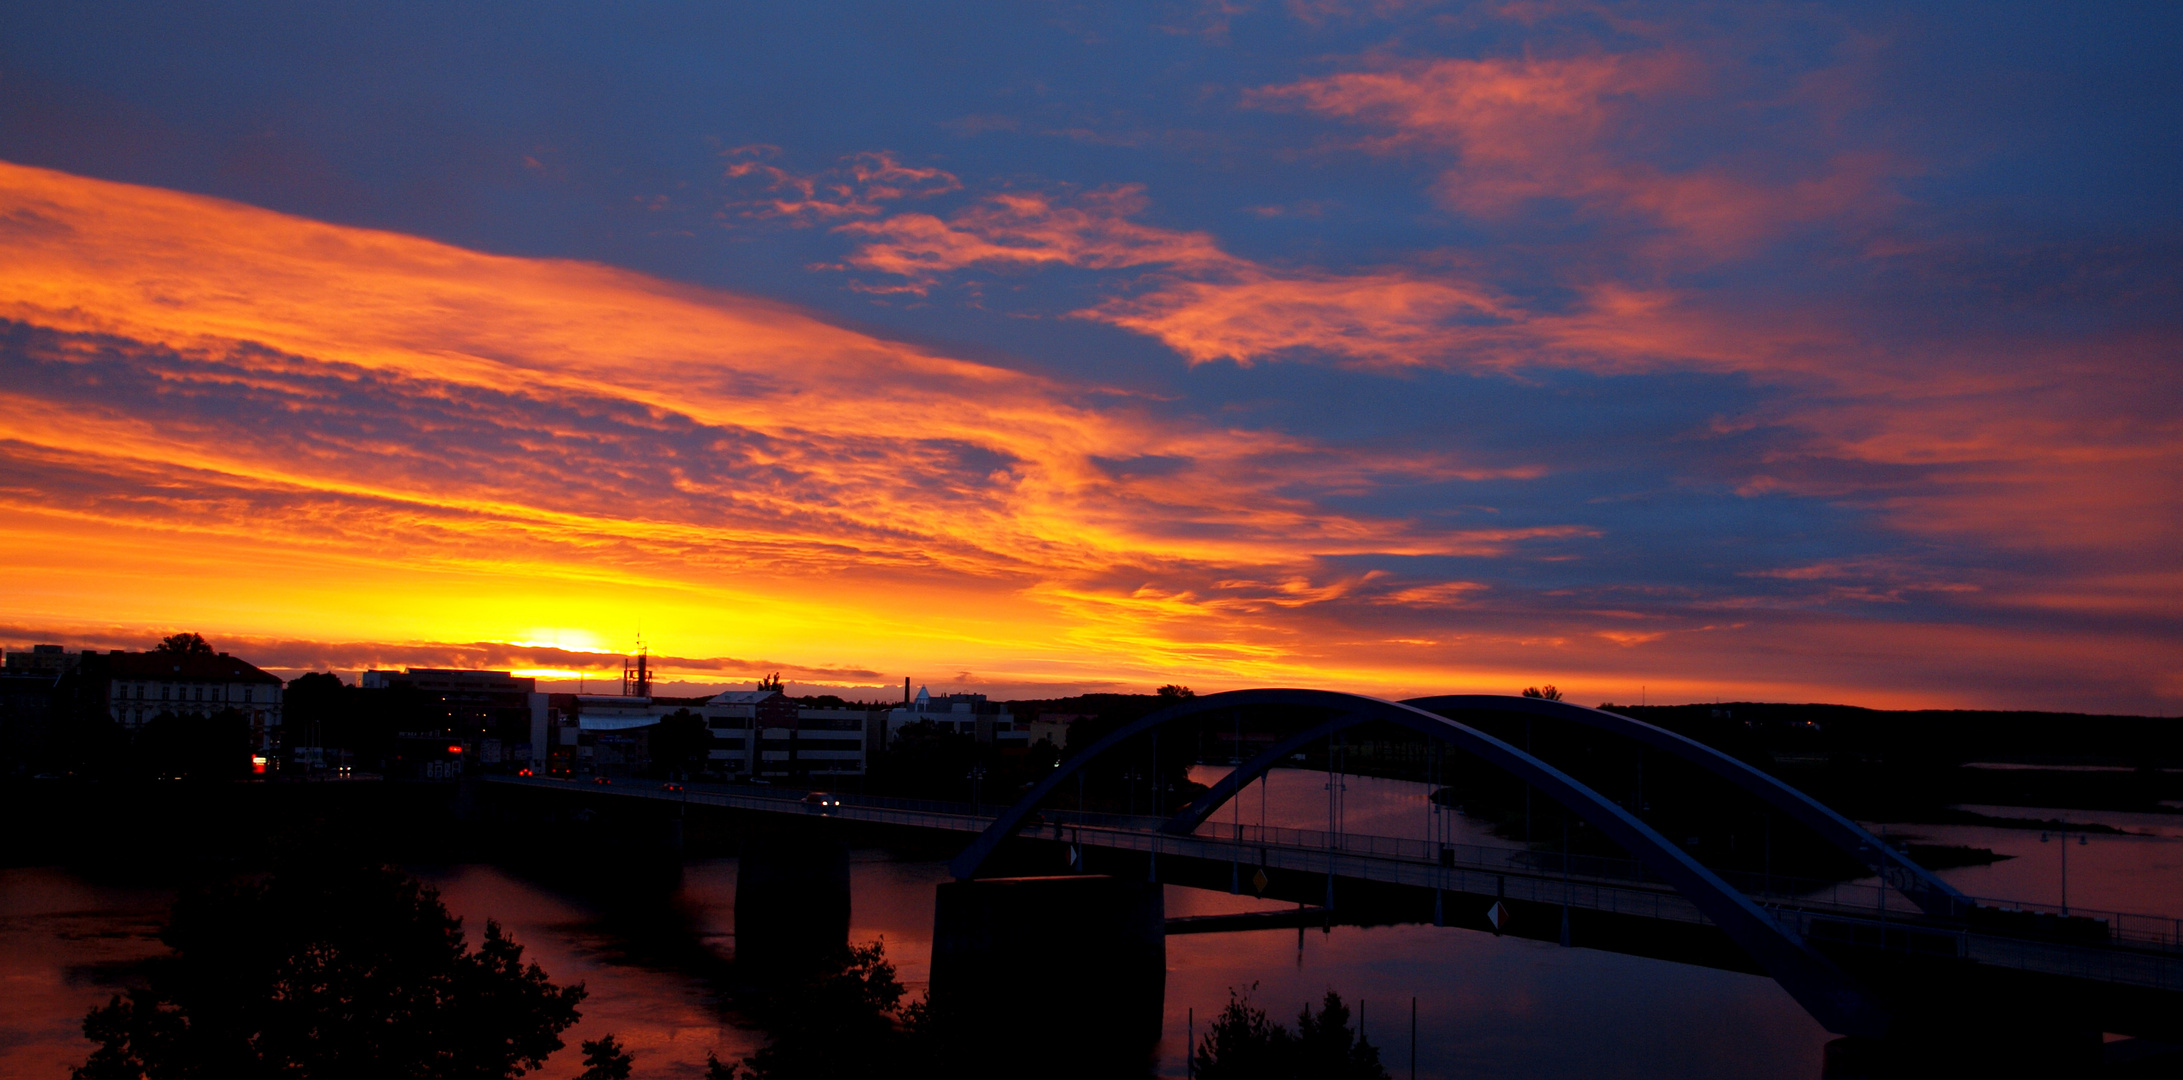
top-left (622, 638), bottom-right (652, 698)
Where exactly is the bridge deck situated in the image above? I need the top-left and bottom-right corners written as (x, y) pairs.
top-left (484, 774), bottom-right (2183, 994)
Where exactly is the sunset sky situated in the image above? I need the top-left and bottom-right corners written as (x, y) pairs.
top-left (1, 3), bottom-right (2176, 712)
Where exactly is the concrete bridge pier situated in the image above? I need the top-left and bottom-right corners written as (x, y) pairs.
top-left (734, 829), bottom-right (850, 978)
top-left (928, 875), bottom-right (1165, 1073)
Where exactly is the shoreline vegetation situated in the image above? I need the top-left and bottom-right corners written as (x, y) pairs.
top-left (55, 856), bottom-right (1393, 1080)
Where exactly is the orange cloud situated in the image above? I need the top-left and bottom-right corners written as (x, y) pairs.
top-left (825, 180), bottom-right (1852, 375)
top-left (834, 185), bottom-right (1230, 292)
top-left (834, 185), bottom-right (1532, 367)
top-left (1249, 51), bottom-right (1902, 257)
top-left (722, 147), bottom-right (961, 223)
top-left (3, 160), bottom-right (2172, 711)
top-left (0, 160), bottom-right (1581, 695)
top-left (1086, 267), bottom-right (1520, 367)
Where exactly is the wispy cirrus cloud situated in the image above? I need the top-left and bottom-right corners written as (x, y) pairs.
top-left (833, 185), bottom-right (1229, 291)
top-left (833, 184), bottom-right (1528, 366)
top-left (1246, 50), bottom-right (1901, 256)
top-left (721, 146), bottom-right (961, 224)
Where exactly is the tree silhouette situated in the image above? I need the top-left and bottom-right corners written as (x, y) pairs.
top-left (1192, 984), bottom-right (1290, 1080)
top-left (649, 709), bottom-right (713, 777)
top-left (575, 1035), bottom-right (634, 1080)
top-left (133, 709), bottom-right (251, 780)
top-left (154, 633), bottom-right (213, 656)
top-left (1522, 685), bottom-right (1563, 701)
top-left (727, 940), bottom-right (911, 1080)
top-left (1293, 991), bottom-right (1388, 1079)
top-left (1157, 684), bottom-right (1195, 700)
top-left (73, 859), bottom-right (584, 1080)
top-left (1193, 986), bottom-right (1389, 1080)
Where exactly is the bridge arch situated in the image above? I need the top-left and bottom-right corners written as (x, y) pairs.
top-left (1164, 695), bottom-right (1966, 917)
top-left (1402, 696), bottom-right (1968, 916)
top-left (951, 688), bottom-right (1891, 1037)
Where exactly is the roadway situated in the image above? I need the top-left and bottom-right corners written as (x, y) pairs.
top-left (482, 773), bottom-right (2183, 1003)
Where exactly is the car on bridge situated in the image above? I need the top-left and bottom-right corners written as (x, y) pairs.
top-left (803, 792), bottom-right (842, 816)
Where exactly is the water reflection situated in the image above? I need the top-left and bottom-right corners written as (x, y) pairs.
top-left (1867, 821), bottom-right (2183, 919)
top-left (8, 779), bottom-right (2179, 1080)
top-left (0, 869), bottom-right (169, 1080)
top-left (1162, 921), bottom-right (1831, 1080)
top-left (1185, 764), bottom-right (1519, 849)
top-left (1190, 764), bottom-right (2183, 921)
top-left (419, 864), bottom-right (755, 1079)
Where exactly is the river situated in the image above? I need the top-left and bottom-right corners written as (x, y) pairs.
top-left (5, 770), bottom-right (2179, 1079)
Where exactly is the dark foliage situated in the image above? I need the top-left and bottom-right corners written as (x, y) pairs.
top-left (133, 709), bottom-right (252, 780)
top-left (868, 720), bottom-right (983, 800)
top-left (73, 859), bottom-right (584, 1080)
top-left (1023, 734), bottom-right (1062, 773)
top-left (1193, 986), bottom-right (1389, 1080)
top-left (1052, 695), bottom-right (1207, 815)
top-left (281, 672), bottom-right (352, 752)
top-left (1192, 985), bottom-right (1289, 1080)
top-left (649, 709), bottom-right (713, 778)
top-left (575, 1035), bottom-right (633, 1080)
top-left (1293, 992), bottom-right (1388, 1079)
top-left (1521, 685), bottom-right (1562, 700)
top-left (42, 707), bottom-right (131, 779)
top-left (154, 633), bottom-right (213, 656)
top-left (285, 675), bottom-right (441, 772)
top-left (723, 940), bottom-right (914, 1080)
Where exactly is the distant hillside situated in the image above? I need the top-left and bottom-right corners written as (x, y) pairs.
top-left (1004, 693), bottom-right (2183, 819)
top-left (1011, 694), bottom-right (2182, 766)
top-left (1607, 702), bottom-right (2183, 768)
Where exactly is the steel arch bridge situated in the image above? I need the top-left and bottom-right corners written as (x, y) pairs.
top-left (947, 688), bottom-right (1955, 1038)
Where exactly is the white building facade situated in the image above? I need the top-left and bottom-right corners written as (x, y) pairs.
top-left (95, 650), bottom-right (284, 754)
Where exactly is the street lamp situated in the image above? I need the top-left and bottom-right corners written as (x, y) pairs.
top-left (2040, 830), bottom-right (2091, 915)
top-left (967, 763), bottom-right (987, 815)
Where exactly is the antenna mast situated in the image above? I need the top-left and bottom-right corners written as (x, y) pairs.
top-left (622, 634), bottom-right (651, 698)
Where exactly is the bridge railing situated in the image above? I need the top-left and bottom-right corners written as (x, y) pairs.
top-left (1767, 907), bottom-right (2183, 992)
top-left (493, 775), bottom-right (2183, 955)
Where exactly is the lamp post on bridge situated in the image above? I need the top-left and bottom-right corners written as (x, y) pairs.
top-left (968, 763), bottom-right (986, 816)
top-left (2040, 829), bottom-right (2090, 915)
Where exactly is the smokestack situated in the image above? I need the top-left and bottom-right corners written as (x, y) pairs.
top-left (904, 677), bottom-right (911, 706)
